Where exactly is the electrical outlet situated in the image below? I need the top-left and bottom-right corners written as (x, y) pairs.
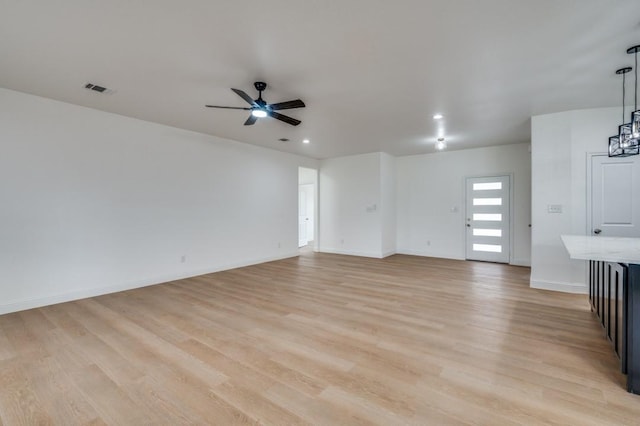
top-left (427, 240), bottom-right (431, 246)
top-left (277, 242), bottom-right (281, 248)
top-left (181, 255), bottom-right (186, 263)
top-left (341, 238), bottom-right (345, 245)
top-left (547, 204), bottom-right (563, 214)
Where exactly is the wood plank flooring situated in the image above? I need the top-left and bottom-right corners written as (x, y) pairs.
top-left (1, 253), bottom-right (639, 425)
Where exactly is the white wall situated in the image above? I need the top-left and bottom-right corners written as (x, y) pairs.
top-left (531, 107), bottom-right (621, 293)
top-left (319, 152), bottom-right (394, 258)
top-left (396, 143), bottom-right (532, 265)
top-left (0, 88), bottom-right (317, 314)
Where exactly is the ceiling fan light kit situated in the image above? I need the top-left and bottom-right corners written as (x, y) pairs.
top-left (206, 81), bottom-right (305, 126)
top-left (609, 45), bottom-right (640, 157)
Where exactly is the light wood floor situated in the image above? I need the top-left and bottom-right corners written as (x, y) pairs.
top-left (1, 253), bottom-right (639, 425)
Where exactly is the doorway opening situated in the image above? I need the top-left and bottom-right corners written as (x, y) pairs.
top-left (299, 167), bottom-right (318, 253)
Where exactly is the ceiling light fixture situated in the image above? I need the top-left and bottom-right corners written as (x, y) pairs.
top-left (609, 67), bottom-right (638, 157)
top-left (302, 139), bottom-right (310, 144)
top-left (609, 44), bottom-right (640, 157)
top-left (436, 137), bottom-right (446, 150)
top-left (251, 109), bottom-right (268, 118)
top-left (433, 114), bottom-right (443, 120)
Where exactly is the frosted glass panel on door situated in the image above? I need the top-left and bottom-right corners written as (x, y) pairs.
top-left (473, 198), bottom-right (502, 206)
top-left (473, 228), bottom-right (502, 237)
top-left (473, 213), bottom-right (502, 221)
top-left (473, 182), bottom-right (502, 191)
top-left (473, 244), bottom-right (502, 253)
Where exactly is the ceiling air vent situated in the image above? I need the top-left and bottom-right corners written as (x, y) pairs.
top-left (278, 138), bottom-right (290, 142)
top-left (84, 83), bottom-right (114, 94)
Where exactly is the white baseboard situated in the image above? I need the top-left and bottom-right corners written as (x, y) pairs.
top-left (530, 279), bottom-right (588, 294)
top-left (395, 248), bottom-right (465, 261)
top-left (397, 249), bottom-right (532, 267)
top-left (0, 252), bottom-right (299, 315)
top-left (510, 258), bottom-right (531, 267)
top-left (318, 247), bottom-right (387, 259)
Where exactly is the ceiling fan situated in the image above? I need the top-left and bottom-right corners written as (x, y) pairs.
top-left (206, 81), bottom-right (305, 126)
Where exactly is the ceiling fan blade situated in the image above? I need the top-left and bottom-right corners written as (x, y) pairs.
top-left (205, 105), bottom-right (251, 110)
top-left (268, 99), bottom-right (306, 111)
top-left (269, 111), bottom-right (301, 126)
top-left (231, 88), bottom-right (258, 106)
top-left (244, 115), bottom-right (258, 126)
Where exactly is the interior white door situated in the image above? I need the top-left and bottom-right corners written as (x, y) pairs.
top-left (591, 155), bottom-right (640, 237)
top-left (465, 176), bottom-right (510, 263)
top-left (298, 188), bottom-right (308, 247)
top-left (300, 184), bottom-right (314, 242)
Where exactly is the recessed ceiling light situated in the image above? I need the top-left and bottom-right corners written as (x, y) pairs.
top-left (302, 139), bottom-right (310, 144)
top-left (433, 114), bottom-right (443, 120)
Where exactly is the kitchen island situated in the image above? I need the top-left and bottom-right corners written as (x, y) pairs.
top-left (561, 235), bottom-right (640, 394)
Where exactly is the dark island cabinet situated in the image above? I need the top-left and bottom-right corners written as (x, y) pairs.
top-left (589, 261), bottom-right (640, 393)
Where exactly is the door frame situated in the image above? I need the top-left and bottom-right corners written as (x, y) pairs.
top-left (586, 152), bottom-right (605, 238)
top-left (463, 172), bottom-right (515, 264)
top-left (298, 167), bottom-right (319, 252)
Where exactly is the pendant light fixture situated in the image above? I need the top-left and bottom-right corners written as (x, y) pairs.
top-left (628, 45), bottom-right (640, 141)
top-left (609, 66), bottom-right (639, 157)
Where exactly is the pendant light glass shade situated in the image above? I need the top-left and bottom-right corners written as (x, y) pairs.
top-left (619, 123), bottom-right (635, 148)
top-left (632, 109), bottom-right (640, 139)
top-left (609, 134), bottom-right (639, 157)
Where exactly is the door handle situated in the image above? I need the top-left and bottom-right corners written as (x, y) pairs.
top-left (593, 228), bottom-right (602, 235)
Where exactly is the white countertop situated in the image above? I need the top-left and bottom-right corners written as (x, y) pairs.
top-left (561, 235), bottom-right (640, 264)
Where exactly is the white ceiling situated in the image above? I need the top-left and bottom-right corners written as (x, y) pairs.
top-left (2, 1), bottom-right (640, 159)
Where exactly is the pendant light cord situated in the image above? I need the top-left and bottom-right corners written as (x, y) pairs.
top-left (623, 70), bottom-right (626, 122)
top-left (635, 50), bottom-right (638, 112)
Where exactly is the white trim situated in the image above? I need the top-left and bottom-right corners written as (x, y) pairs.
top-left (0, 252), bottom-right (299, 315)
top-left (586, 152), bottom-right (607, 237)
top-left (510, 258), bottom-right (531, 267)
top-left (398, 249), bottom-right (528, 266)
top-left (530, 279), bottom-right (588, 294)
top-left (318, 248), bottom-right (388, 259)
top-left (395, 248), bottom-right (465, 261)
top-left (381, 250), bottom-right (397, 258)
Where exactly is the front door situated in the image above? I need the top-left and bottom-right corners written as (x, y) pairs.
top-left (591, 154), bottom-right (640, 237)
top-left (465, 175), bottom-right (511, 263)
